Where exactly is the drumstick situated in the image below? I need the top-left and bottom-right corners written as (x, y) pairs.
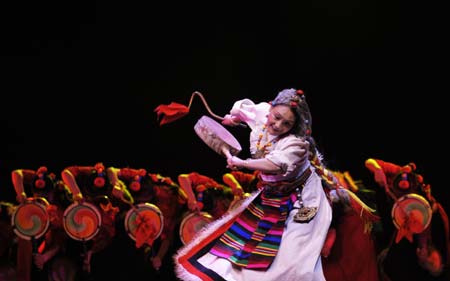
top-left (190, 91), bottom-right (247, 128)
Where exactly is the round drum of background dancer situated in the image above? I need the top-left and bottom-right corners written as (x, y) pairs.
top-left (391, 193), bottom-right (433, 234)
top-left (11, 197), bottom-right (50, 240)
top-left (124, 202), bottom-right (164, 245)
top-left (63, 201), bottom-right (102, 241)
top-left (179, 211), bottom-right (214, 245)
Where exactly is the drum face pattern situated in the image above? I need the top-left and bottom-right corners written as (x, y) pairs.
top-left (179, 212), bottom-right (214, 245)
top-left (124, 203), bottom-right (164, 243)
top-left (63, 202), bottom-right (101, 241)
top-left (391, 193), bottom-right (432, 234)
top-left (194, 115), bottom-right (242, 157)
top-left (12, 201), bottom-right (50, 240)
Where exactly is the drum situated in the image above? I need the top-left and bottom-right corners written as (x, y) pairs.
top-left (391, 193), bottom-right (432, 234)
top-left (124, 203), bottom-right (164, 243)
top-left (179, 212), bottom-right (214, 245)
top-left (63, 202), bottom-right (102, 241)
top-left (194, 115), bottom-right (242, 158)
top-left (11, 199), bottom-right (50, 240)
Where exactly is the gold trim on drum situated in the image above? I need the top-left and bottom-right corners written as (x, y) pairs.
top-left (63, 202), bottom-right (102, 241)
top-left (179, 211), bottom-right (213, 245)
top-left (11, 200), bottom-right (50, 240)
top-left (391, 193), bottom-right (432, 234)
top-left (124, 203), bottom-right (164, 242)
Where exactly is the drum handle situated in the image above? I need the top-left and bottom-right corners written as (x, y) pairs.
top-left (31, 237), bottom-right (38, 253)
top-left (189, 91), bottom-right (247, 128)
top-left (221, 146), bottom-right (232, 159)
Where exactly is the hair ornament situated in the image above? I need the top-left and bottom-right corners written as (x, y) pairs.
top-left (35, 176), bottom-right (46, 189)
top-left (36, 166), bottom-right (48, 175)
top-left (94, 163), bottom-right (105, 174)
top-left (35, 166), bottom-right (48, 189)
top-left (289, 88), bottom-right (305, 106)
top-left (398, 173), bottom-right (410, 189)
top-left (150, 174), bottom-right (160, 183)
top-left (94, 177), bottom-right (105, 188)
top-left (94, 162), bottom-right (106, 188)
top-left (196, 191), bottom-right (204, 211)
top-left (130, 169), bottom-right (147, 192)
top-left (417, 174), bottom-right (424, 183)
top-left (290, 94), bottom-right (300, 103)
top-left (402, 166), bottom-right (412, 173)
top-left (423, 183), bottom-right (431, 193)
top-left (130, 176), bottom-right (141, 192)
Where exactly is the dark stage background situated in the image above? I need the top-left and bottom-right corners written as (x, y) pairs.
top-left (1, 1), bottom-right (447, 208)
top-left (1, 1), bottom-right (448, 280)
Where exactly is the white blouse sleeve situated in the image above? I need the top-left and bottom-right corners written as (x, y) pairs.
top-left (265, 136), bottom-right (309, 177)
top-left (229, 99), bottom-right (271, 130)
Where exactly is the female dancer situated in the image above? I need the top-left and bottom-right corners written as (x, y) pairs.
top-left (174, 88), bottom-right (333, 281)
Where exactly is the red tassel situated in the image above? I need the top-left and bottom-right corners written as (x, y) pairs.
top-left (37, 240), bottom-right (46, 254)
top-left (154, 102), bottom-right (190, 126)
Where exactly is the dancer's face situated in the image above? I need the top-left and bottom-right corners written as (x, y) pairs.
top-left (266, 105), bottom-right (295, 136)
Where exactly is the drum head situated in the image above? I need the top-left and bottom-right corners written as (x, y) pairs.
top-left (391, 193), bottom-right (432, 234)
top-left (63, 202), bottom-right (101, 241)
top-left (179, 212), bottom-right (213, 245)
top-left (194, 115), bottom-right (242, 157)
top-left (11, 201), bottom-right (50, 240)
top-left (124, 203), bottom-right (164, 243)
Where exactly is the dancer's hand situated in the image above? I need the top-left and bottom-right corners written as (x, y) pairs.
top-left (222, 114), bottom-right (241, 126)
top-left (227, 156), bottom-right (246, 170)
top-left (151, 256), bottom-right (162, 271)
top-left (188, 199), bottom-right (201, 212)
top-left (34, 253), bottom-right (48, 270)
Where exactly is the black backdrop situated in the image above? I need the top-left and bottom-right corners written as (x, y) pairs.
top-left (0, 3), bottom-right (448, 279)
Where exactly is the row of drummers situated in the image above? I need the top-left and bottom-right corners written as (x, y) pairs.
top-left (4, 158), bottom-right (449, 279)
top-left (6, 163), bottom-right (248, 272)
